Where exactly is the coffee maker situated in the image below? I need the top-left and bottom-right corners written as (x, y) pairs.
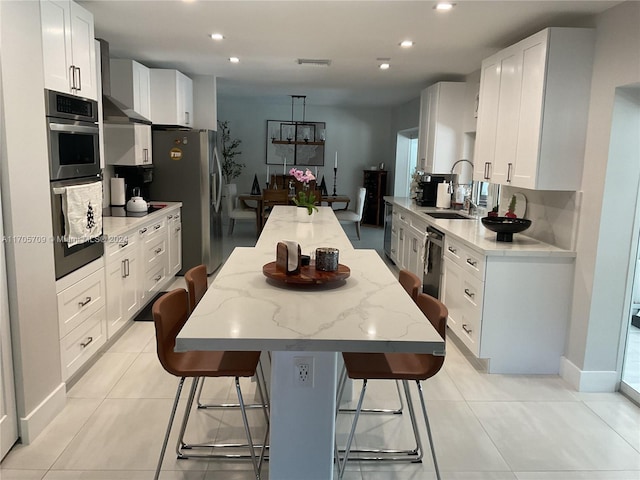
top-left (113, 165), bottom-right (154, 201)
top-left (416, 173), bottom-right (457, 207)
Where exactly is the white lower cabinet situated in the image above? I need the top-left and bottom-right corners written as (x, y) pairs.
top-left (56, 260), bottom-right (106, 381)
top-left (168, 212), bottom-right (182, 276)
top-left (441, 236), bottom-right (574, 374)
top-left (391, 208), bottom-right (427, 281)
top-left (105, 235), bottom-right (139, 340)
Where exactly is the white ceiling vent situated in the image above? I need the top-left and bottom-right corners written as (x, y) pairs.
top-left (297, 58), bottom-right (332, 67)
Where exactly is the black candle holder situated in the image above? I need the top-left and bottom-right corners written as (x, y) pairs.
top-left (332, 167), bottom-right (337, 196)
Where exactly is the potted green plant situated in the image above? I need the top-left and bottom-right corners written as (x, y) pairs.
top-left (218, 120), bottom-right (244, 184)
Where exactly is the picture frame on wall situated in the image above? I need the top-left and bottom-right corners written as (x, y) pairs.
top-left (266, 120), bottom-right (325, 166)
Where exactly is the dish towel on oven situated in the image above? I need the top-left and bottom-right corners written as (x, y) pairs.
top-left (62, 181), bottom-right (103, 247)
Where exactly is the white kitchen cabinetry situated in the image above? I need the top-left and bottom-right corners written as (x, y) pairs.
top-left (105, 234), bottom-right (139, 339)
top-left (474, 27), bottom-right (595, 190)
top-left (56, 260), bottom-right (106, 380)
top-left (417, 82), bottom-right (466, 174)
top-left (167, 212), bottom-right (182, 276)
top-left (104, 123), bottom-right (152, 165)
top-left (149, 69), bottom-right (193, 127)
top-left (441, 236), bottom-right (574, 373)
top-left (391, 209), bottom-right (427, 281)
top-left (40, 0), bottom-right (97, 100)
top-left (109, 59), bottom-right (152, 120)
top-left (139, 218), bottom-right (168, 298)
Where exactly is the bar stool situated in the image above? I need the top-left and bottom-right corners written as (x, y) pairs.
top-left (399, 269), bottom-right (421, 301)
top-left (152, 288), bottom-right (269, 480)
top-left (335, 292), bottom-right (447, 480)
top-left (184, 265), bottom-right (269, 412)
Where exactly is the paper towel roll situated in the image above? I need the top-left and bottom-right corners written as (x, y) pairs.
top-left (436, 182), bottom-right (451, 209)
top-left (110, 177), bottom-right (126, 207)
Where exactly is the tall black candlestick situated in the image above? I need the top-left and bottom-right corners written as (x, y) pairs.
top-left (332, 167), bottom-right (337, 196)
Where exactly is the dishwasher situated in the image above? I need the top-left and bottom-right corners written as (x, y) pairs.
top-left (423, 226), bottom-right (444, 299)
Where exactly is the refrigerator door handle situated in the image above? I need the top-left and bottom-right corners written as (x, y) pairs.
top-left (213, 147), bottom-right (223, 212)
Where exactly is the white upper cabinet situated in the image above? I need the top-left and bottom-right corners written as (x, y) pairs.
top-left (109, 59), bottom-right (151, 119)
top-left (104, 123), bottom-right (152, 166)
top-left (417, 82), bottom-right (466, 174)
top-left (40, 0), bottom-right (97, 100)
top-left (474, 27), bottom-right (595, 190)
top-left (149, 69), bottom-right (193, 127)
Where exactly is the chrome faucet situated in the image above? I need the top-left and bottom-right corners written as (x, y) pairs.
top-left (450, 159), bottom-right (474, 178)
top-left (450, 159), bottom-right (475, 210)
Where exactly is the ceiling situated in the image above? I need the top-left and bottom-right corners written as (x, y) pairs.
top-left (82, 0), bottom-right (620, 107)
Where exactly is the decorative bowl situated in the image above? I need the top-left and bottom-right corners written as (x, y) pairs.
top-left (481, 217), bottom-right (532, 242)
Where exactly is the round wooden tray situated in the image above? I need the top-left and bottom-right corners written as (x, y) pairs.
top-left (262, 261), bottom-right (350, 285)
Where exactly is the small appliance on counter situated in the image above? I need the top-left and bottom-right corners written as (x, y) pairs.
top-left (416, 174), bottom-right (456, 207)
top-left (126, 187), bottom-right (148, 212)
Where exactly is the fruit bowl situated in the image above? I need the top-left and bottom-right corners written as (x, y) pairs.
top-left (481, 217), bottom-right (532, 242)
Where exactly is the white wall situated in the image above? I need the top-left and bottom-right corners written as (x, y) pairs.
top-left (0, 1), bottom-right (64, 440)
top-left (565, 1), bottom-right (640, 383)
top-left (217, 97), bottom-right (393, 204)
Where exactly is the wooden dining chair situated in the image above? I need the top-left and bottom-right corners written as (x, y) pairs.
top-left (335, 292), bottom-right (447, 480)
top-left (152, 289), bottom-right (269, 480)
top-left (261, 188), bottom-right (289, 225)
top-left (184, 264), bottom-right (269, 412)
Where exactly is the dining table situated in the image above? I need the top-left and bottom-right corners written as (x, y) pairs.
top-left (238, 192), bottom-right (351, 232)
top-left (176, 206), bottom-right (446, 479)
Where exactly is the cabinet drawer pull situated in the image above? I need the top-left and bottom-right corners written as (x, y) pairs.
top-left (78, 297), bottom-right (91, 307)
top-left (412, 238), bottom-right (418, 253)
top-left (69, 65), bottom-right (75, 90)
top-left (154, 274), bottom-right (162, 282)
top-left (464, 288), bottom-right (475, 299)
top-left (125, 258), bottom-right (130, 277)
top-left (121, 259), bottom-right (126, 278)
top-left (462, 324), bottom-right (473, 335)
top-left (176, 227), bottom-right (181, 232)
top-left (119, 240), bottom-right (129, 249)
top-left (399, 228), bottom-right (404, 241)
top-left (167, 214), bottom-right (173, 219)
top-left (80, 336), bottom-right (93, 348)
top-left (154, 224), bottom-right (161, 230)
top-left (76, 67), bottom-right (82, 91)
top-left (154, 247), bottom-right (163, 255)
top-left (507, 163), bottom-right (513, 183)
top-left (185, 112), bottom-right (190, 125)
top-left (448, 246), bottom-right (457, 254)
top-left (466, 258), bottom-right (477, 267)
top-left (484, 162), bottom-right (491, 179)
top-left (139, 227), bottom-right (147, 234)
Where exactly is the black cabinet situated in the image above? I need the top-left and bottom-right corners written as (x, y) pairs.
top-left (362, 170), bottom-right (387, 226)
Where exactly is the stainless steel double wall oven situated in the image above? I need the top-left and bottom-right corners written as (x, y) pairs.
top-left (46, 89), bottom-right (103, 279)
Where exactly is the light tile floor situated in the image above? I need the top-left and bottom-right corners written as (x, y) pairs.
top-left (2, 221), bottom-right (639, 480)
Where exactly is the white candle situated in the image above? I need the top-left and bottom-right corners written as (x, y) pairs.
top-left (315, 167), bottom-right (318, 178)
top-left (334, 152), bottom-right (338, 169)
top-left (283, 157), bottom-right (286, 175)
top-left (266, 165), bottom-right (269, 178)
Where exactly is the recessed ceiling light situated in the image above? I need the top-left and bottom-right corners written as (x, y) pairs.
top-left (379, 63), bottom-right (390, 70)
top-left (210, 33), bottom-right (224, 41)
top-left (400, 40), bottom-right (414, 48)
top-left (435, 2), bottom-right (455, 11)
top-left (229, 57), bottom-right (240, 63)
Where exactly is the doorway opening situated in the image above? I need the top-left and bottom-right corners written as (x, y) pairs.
top-left (394, 128), bottom-right (418, 197)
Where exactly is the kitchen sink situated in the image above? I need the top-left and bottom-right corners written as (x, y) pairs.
top-left (424, 211), bottom-right (473, 220)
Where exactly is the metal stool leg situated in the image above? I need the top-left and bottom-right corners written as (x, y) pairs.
top-left (417, 380), bottom-right (441, 480)
top-left (197, 360), bottom-right (270, 410)
top-left (337, 378), bottom-right (368, 480)
top-left (339, 378), bottom-right (404, 415)
top-left (154, 377), bottom-right (186, 480)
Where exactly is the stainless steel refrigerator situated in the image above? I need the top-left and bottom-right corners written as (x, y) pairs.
top-left (150, 129), bottom-right (223, 275)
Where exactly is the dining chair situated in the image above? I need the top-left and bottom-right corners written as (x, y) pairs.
top-left (224, 183), bottom-right (256, 235)
top-left (152, 288), bottom-right (269, 480)
top-left (261, 188), bottom-right (289, 226)
top-left (334, 187), bottom-right (366, 239)
top-left (184, 264), bottom-right (270, 412)
top-left (335, 292), bottom-right (447, 480)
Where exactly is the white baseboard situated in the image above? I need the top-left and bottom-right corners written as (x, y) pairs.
top-left (19, 382), bottom-right (66, 444)
top-left (560, 357), bottom-right (618, 392)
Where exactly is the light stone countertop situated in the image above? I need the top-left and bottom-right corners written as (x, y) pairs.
top-left (102, 202), bottom-right (182, 238)
top-left (176, 206), bottom-right (445, 354)
top-left (385, 196), bottom-right (575, 258)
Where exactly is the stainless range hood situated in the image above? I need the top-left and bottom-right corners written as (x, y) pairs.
top-left (98, 38), bottom-right (151, 125)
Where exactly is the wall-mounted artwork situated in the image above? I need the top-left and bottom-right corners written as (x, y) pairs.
top-left (266, 120), bottom-right (325, 166)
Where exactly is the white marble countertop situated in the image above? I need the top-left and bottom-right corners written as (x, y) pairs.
top-left (176, 206), bottom-right (445, 354)
top-left (176, 247), bottom-right (445, 354)
top-left (102, 202), bottom-right (182, 237)
top-left (384, 196), bottom-right (575, 258)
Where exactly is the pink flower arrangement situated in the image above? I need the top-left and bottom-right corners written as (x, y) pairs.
top-left (289, 168), bottom-right (318, 215)
top-left (289, 168), bottom-right (315, 184)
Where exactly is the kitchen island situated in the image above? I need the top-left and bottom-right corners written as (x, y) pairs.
top-left (176, 206), bottom-right (445, 479)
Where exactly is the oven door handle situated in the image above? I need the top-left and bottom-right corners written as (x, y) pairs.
top-left (48, 123), bottom-right (98, 134)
